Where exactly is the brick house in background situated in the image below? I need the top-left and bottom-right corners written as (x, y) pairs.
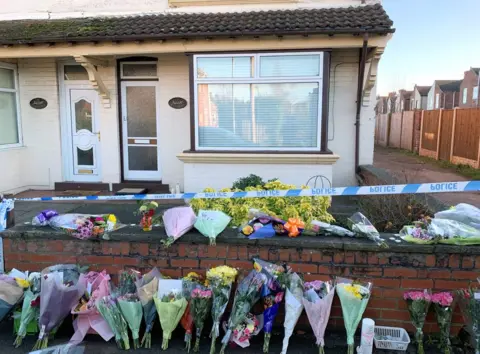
top-left (427, 80), bottom-right (462, 109)
top-left (397, 89), bottom-right (413, 111)
top-left (459, 67), bottom-right (479, 108)
top-left (387, 92), bottom-right (397, 113)
top-left (412, 85), bottom-right (429, 110)
top-left (375, 96), bottom-right (388, 114)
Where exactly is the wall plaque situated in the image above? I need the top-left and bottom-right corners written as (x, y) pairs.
top-left (30, 98), bottom-right (48, 109)
top-left (168, 97), bottom-right (187, 109)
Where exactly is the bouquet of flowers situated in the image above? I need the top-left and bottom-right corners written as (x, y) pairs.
top-left (33, 264), bottom-right (86, 350)
top-left (207, 266), bottom-right (238, 354)
top-left (253, 258), bottom-right (288, 353)
top-left (432, 292), bottom-right (455, 354)
top-left (280, 272), bottom-right (304, 354)
top-left (348, 212), bottom-right (388, 248)
top-left (163, 206), bottom-right (196, 247)
top-left (222, 312), bottom-right (261, 348)
top-left (135, 267), bottom-right (163, 348)
top-left (302, 280), bottom-right (335, 354)
top-left (194, 210), bottom-right (231, 245)
top-left (118, 293), bottom-right (143, 349)
top-left (33, 213), bottom-right (124, 240)
top-left (336, 278), bottom-right (372, 354)
top-left (310, 220), bottom-right (355, 237)
top-left (13, 272), bottom-right (41, 347)
top-left (182, 272), bottom-right (203, 352)
top-left (0, 274), bottom-right (24, 322)
top-left (70, 271), bottom-right (113, 344)
top-left (96, 295), bottom-right (130, 350)
top-left (154, 289), bottom-right (188, 350)
top-left (240, 215), bottom-right (288, 239)
top-left (118, 269), bottom-right (139, 296)
top-left (403, 290), bottom-right (431, 354)
top-left (137, 201), bottom-right (159, 231)
top-left (220, 270), bottom-right (266, 354)
top-left (457, 288), bottom-right (480, 354)
top-left (190, 286), bottom-right (213, 352)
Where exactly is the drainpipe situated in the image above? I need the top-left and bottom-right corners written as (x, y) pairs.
top-left (355, 33), bottom-right (369, 172)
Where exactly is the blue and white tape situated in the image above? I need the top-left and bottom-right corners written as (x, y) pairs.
top-left (12, 181), bottom-right (480, 202)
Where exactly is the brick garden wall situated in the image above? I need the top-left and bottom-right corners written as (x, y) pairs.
top-left (3, 229), bottom-right (479, 336)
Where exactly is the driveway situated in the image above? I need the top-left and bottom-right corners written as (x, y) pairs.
top-left (374, 146), bottom-right (480, 207)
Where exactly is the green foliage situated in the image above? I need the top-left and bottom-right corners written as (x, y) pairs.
top-left (189, 180), bottom-right (334, 227)
top-left (232, 174), bottom-right (266, 190)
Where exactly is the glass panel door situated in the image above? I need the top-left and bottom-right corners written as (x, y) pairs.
top-left (121, 82), bottom-right (161, 180)
top-left (69, 89), bottom-right (101, 180)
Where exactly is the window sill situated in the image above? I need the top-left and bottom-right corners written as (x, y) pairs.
top-left (0, 144), bottom-right (26, 152)
top-left (177, 152), bottom-right (340, 164)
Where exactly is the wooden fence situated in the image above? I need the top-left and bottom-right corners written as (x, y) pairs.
top-left (375, 108), bottom-right (480, 168)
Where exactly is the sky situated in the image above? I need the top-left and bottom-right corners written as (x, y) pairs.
top-left (378, 0), bottom-right (480, 95)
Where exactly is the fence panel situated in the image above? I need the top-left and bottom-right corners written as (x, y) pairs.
top-left (400, 111), bottom-right (414, 150)
top-left (377, 114), bottom-right (389, 147)
top-left (420, 110), bottom-right (440, 158)
top-left (452, 108), bottom-right (480, 167)
top-left (388, 112), bottom-right (402, 148)
top-left (413, 110), bottom-right (422, 153)
top-left (438, 109), bottom-right (454, 161)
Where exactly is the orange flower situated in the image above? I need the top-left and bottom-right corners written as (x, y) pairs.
top-left (284, 218), bottom-right (305, 238)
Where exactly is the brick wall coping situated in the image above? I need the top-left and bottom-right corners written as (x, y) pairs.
top-left (3, 225), bottom-right (480, 255)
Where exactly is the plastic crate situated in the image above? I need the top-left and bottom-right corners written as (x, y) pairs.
top-left (374, 326), bottom-right (410, 351)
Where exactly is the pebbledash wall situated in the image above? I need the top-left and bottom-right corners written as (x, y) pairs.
top-left (0, 48), bottom-right (374, 193)
top-left (2, 228), bottom-right (478, 334)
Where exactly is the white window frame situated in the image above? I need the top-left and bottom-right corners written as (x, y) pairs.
top-left (473, 86), bottom-right (479, 100)
top-left (120, 61), bottom-right (158, 79)
top-left (435, 93), bottom-right (440, 109)
top-left (0, 62), bottom-right (22, 149)
top-left (463, 87), bottom-right (468, 104)
top-left (193, 52), bottom-right (324, 151)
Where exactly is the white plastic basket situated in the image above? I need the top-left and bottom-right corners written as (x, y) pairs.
top-left (374, 326), bottom-right (411, 351)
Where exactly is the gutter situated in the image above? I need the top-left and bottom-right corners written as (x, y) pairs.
top-left (355, 33), bottom-right (369, 171)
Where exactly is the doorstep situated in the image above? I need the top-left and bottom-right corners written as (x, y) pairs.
top-left (54, 182), bottom-right (110, 191)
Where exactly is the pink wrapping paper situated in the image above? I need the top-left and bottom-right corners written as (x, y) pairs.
top-left (302, 288), bottom-right (335, 347)
top-left (70, 271), bottom-right (114, 343)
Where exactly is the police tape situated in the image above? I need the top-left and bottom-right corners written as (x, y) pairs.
top-left (11, 180), bottom-right (480, 202)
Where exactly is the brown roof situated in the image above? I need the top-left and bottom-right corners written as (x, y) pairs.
top-left (415, 85), bottom-right (430, 96)
top-left (0, 4), bottom-right (394, 45)
top-left (437, 80), bottom-right (462, 92)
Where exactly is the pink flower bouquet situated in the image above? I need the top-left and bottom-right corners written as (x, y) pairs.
top-left (404, 290), bottom-right (431, 354)
top-left (432, 292), bottom-right (455, 354)
top-left (70, 271), bottom-right (114, 344)
top-left (302, 280), bottom-right (335, 354)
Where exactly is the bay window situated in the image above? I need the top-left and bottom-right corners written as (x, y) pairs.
top-left (193, 53), bottom-right (325, 151)
top-left (0, 62), bottom-right (21, 148)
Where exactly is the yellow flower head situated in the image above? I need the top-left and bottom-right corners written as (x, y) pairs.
top-left (184, 272), bottom-right (202, 282)
top-left (15, 278), bottom-right (30, 288)
top-left (207, 266), bottom-right (238, 286)
top-left (343, 284), bottom-right (363, 300)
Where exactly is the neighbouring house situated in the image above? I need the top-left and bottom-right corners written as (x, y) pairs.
top-left (397, 89), bottom-right (413, 112)
top-left (375, 96), bottom-right (388, 114)
top-left (387, 92), bottom-right (397, 113)
top-left (0, 0), bottom-right (394, 194)
top-left (459, 67), bottom-right (479, 108)
top-left (427, 80), bottom-right (462, 110)
top-left (412, 85), bottom-right (429, 110)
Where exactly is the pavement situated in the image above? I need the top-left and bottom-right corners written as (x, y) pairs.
top-left (374, 146), bottom-right (480, 207)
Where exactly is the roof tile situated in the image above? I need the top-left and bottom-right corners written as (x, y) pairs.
top-left (0, 4), bottom-right (394, 44)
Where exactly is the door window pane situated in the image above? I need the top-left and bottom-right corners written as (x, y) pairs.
top-left (75, 99), bottom-right (93, 132)
top-left (197, 57), bottom-right (252, 78)
top-left (0, 91), bottom-right (19, 145)
top-left (126, 86), bottom-right (157, 137)
top-left (260, 55), bottom-right (320, 77)
top-left (77, 147), bottom-right (94, 166)
top-left (122, 63), bottom-right (157, 78)
top-left (64, 65), bottom-right (89, 80)
top-left (0, 67), bottom-right (14, 89)
top-left (197, 82), bottom-right (319, 149)
top-left (128, 146), bottom-right (158, 171)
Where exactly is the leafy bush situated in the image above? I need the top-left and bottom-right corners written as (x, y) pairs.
top-left (232, 174), bottom-right (265, 190)
top-left (190, 179), bottom-right (334, 227)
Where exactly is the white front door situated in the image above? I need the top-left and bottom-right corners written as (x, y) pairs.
top-left (67, 88), bottom-right (102, 181)
top-left (121, 81), bottom-right (161, 180)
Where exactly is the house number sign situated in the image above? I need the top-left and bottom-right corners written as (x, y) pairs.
top-left (30, 98), bottom-right (48, 109)
top-left (168, 97), bottom-right (187, 109)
